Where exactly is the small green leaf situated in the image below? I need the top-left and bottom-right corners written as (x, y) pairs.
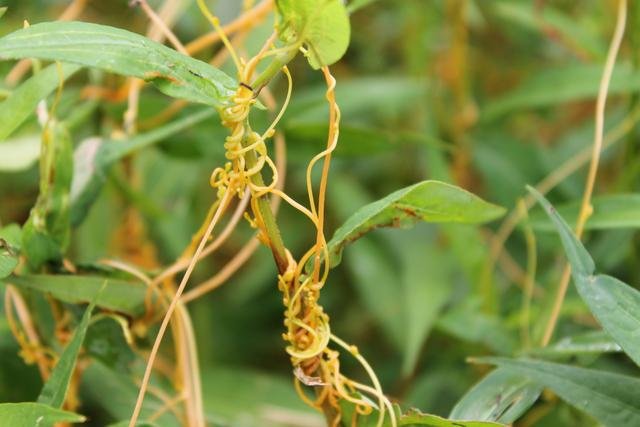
top-left (476, 357), bottom-right (640, 427)
top-left (38, 300), bottom-right (96, 408)
top-left (0, 62), bottom-right (80, 142)
top-left (529, 187), bottom-right (640, 366)
top-left (6, 274), bottom-right (150, 316)
top-left (450, 368), bottom-right (542, 424)
top-left (326, 181), bottom-right (505, 269)
top-left (275, 0), bottom-right (351, 69)
top-left (0, 7), bottom-right (7, 19)
top-left (399, 410), bottom-right (504, 426)
top-left (22, 121), bottom-right (73, 269)
top-left (0, 21), bottom-right (236, 106)
top-left (529, 194), bottom-right (640, 231)
top-left (70, 108), bottom-right (216, 225)
top-left (0, 402), bottom-right (85, 426)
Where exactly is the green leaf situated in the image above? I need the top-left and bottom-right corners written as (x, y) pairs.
top-left (529, 187), bottom-right (640, 366)
top-left (0, 402), bottom-right (85, 426)
top-left (0, 7), bottom-right (7, 19)
top-left (22, 121), bottom-right (74, 269)
top-left (326, 181), bottom-right (505, 269)
top-left (399, 410), bottom-right (504, 426)
top-left (526, 330), bottom-right (621, 358)
top-left (39, 301), bottom-right (95, 408)
top-left (435, 299), bottom-right (517, 354)
top-left (450, 368), bottom-right (542, 424)
top-left (275, 0), bottom-right (350, 69)
top-left (6, 274), bottom-right (150, 316)
top-left (70, 108), bottom-right (216, 225)
top-left (0, 134), bottom-right (41, 172)
top-left (529, 194), bottom-right (640, 231)
top-left (491, 1), bottom-right (606, 59)
top-left (482, 64), bottom-right (640, 121)
top-left (0, 63), bottom-right (80, 142)
top-left (477, 357), bottom-right (640, 427)
top-left (527, 187), bottom-right (594, 277)
top-left (0, 21), bottom-right (236, 106)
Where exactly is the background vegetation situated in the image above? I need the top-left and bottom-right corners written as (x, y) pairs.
top-left (1, 0), bottom-right (639, 426)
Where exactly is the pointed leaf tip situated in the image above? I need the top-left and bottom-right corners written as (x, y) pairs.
top-left (526, 186), bottom-right (594, 276)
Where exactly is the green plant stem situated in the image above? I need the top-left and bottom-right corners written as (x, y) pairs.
top-left (240, 125), bottom-right (289, 274)
top-left (251, 47), bottom-right (299, 93)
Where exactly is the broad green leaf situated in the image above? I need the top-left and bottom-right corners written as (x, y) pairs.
top-left (529, 194), bottom-right (640, 231)
top-left (276, 0), bottom-right (350, 69)
top-left (482, 64), bottom-right (640, 121)
top-left (530, 187), bottom-right (640, 366)
top-left (0, 134), bottom-right (41, 172)
top-left (0, 62), bottom-right (80, 142)
top-left (70, 108), bottom-right (216, 225)
top-left (0, 21), bottom-right (236, 106)
top-left (22, 121), bottom-right (73, 269)
top-left (6, 274), bottom-right (150, 316)
top-left (326, 181), bottom-right (505, 269)
top-left (38, 301), bottom-right (95, 408)
top-left (398, 410), bottom-right (504, 426)
top-left (450, 368), bottom-right (542, 424)
top-left (526, 330), bottom-right (621, 358)
top-left (477, 357), bottom-right (640, 427)
top-left (0, 402), bottom-right (85, 426)
top-left (0, 7), bottom-right (6, 19)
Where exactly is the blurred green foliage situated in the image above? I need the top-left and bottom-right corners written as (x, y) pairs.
top-left (1, 1), bottom-right (640, 426)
